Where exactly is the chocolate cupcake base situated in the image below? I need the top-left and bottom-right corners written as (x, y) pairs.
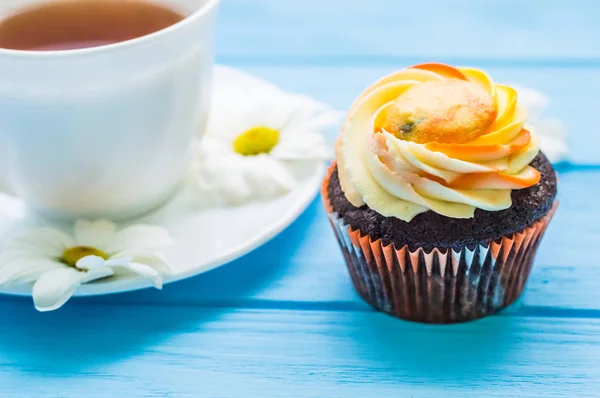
top-left (322, 163), bottom-right (557, 324)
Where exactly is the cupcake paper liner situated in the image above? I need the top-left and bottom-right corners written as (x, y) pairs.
top-left (322, 162), bottom-right (557, 324)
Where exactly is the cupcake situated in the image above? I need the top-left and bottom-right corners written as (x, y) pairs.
top-left (323, 63), bottom-right (557, 323)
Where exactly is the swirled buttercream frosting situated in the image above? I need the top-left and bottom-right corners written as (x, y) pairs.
top-left (336, 63), bottom-right (541, 221)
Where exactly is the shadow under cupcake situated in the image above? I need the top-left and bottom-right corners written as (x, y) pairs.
top-left (323, 63), bottom-right (558, 324)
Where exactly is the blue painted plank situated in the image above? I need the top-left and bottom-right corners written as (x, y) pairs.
top-left (216, 0), bottom-right (600, 61)
top-left (2, 1), bottom-right (597, 394)
top-left (0, 302), bottom-right (598, 397)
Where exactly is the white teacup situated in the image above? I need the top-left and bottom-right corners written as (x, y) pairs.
top-left (0, 0), bottom-right (219, 219)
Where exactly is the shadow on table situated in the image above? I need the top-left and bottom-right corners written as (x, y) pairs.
top-left (0, 300), bottom-right (221, 374)
top-left (0, 198), bottom-right (325, 374)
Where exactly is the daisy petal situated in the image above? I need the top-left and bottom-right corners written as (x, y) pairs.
top-left (9, 228), bottom-right (75, 258)
top-left (119, 262), bottom-right (164, 289)
top-left (278, 94), bottom-right (329, 124)
top-left (209, 68), bottom-right (283, 139)
top-left (192, 161), bottom-right (253, 206)
top-left (106, 225), bottom-right (173, 255)
top-left (196, 155), bottom-right (297, 205)
top-left (136, 254), bottom-right (171, 275)
top-left (194, 152), bottom-right (255, 205)
top-left (0, 255), bottom-right (62, 285)
top-left (291, 109), bottom-right (344, 131)
top-left (80, 267), bottom-right (115, 284)
top-left (75, 255), bottom-right (107, 270)
top-left (245, 156), bottom-right (297, 199)
top-left (283, 101), bottom-right (342, 131)
top-left (271, 131), bottom-right (331, 160)
top-left (535, 119), bottom-right (568, 163)
top-left (111, 253), bottom-right (171, 275)
top-left (104, 257), bottom-right (134, 268)
top-left (32, 268), bottom-right (87, 312)
top-left (74, 220), bottom-right (118, 250)
top-left (197, 136), bottom-right (230, 155)
top-left (261, 93), bottom-right (308, 129)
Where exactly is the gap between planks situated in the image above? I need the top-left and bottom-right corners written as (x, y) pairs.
top-left (217, 55), bottom-right (600, 69)
top-left (3, 297), bottom-right (600, 320)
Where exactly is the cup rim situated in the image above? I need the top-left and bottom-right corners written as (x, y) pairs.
top-left (0, 0), bottom-right (221, 58)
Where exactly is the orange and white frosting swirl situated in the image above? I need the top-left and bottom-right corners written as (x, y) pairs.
top-left (336, 63), bottom-right (541, 221)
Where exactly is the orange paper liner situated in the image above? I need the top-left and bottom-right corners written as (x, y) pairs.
top-left (322, 162), bottom-right (557, 323)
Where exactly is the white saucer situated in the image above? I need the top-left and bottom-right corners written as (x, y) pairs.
top-left (0, 161), bottom-right (324, 297)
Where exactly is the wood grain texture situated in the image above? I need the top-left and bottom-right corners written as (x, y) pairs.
top-left (0, 302), bottom-right (598, 397)
top-left (216, 0), bottom-right (600, 61)
top-left (2, 1), bottom-right (598, 396)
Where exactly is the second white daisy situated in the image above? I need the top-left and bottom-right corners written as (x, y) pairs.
top-left (191, 67), bottom-right (342, 206)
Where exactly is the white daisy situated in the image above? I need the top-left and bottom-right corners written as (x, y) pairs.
top-left (514, 85), bottom-right (568, 163)
top-left (0, 220), bottom-right (173, 312)
top-left (191, 67), bottom-right (342, 206)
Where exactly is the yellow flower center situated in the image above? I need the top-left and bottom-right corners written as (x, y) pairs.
top-left (61, 246), bottom-right (108, 268)
top-left (233, 126), bottom-right (280, 156)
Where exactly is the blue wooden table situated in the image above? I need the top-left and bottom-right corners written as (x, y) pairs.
top-left (1, 1), bottom-right (599, 396)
